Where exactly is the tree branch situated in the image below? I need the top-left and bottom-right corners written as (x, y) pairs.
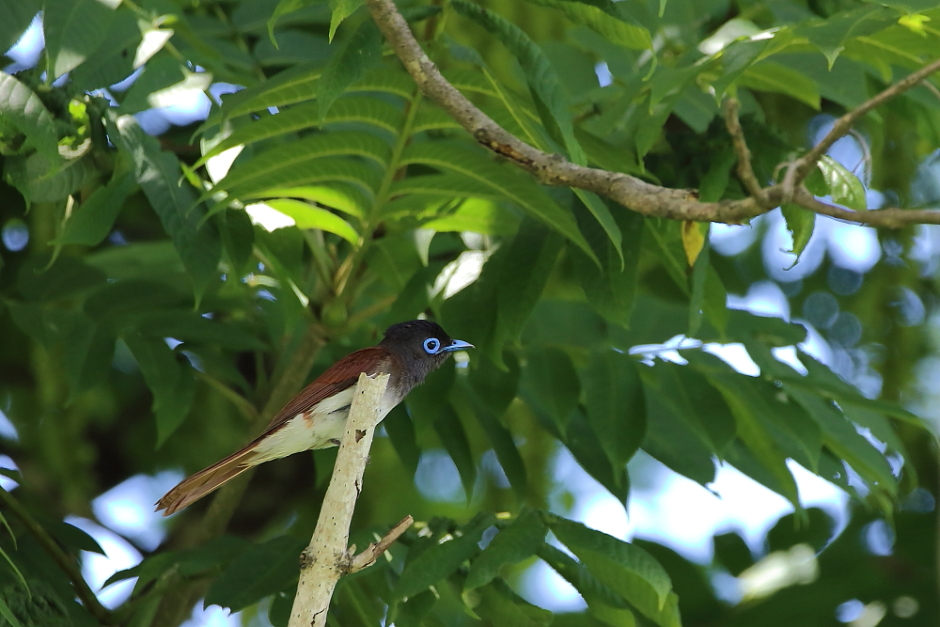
top-left (288, 373), bottom-right (405, 627)
top-left (793, 56), bottom-right (940, 184)
top-left (722, 98), bottom-right (766, 203)
top-left (0, 487), bottom-right (116, 626)
top-left (366, 0), bottom-right (940, 229)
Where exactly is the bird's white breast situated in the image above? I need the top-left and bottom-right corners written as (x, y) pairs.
top-left (250, 386), bottom-right (403, 463)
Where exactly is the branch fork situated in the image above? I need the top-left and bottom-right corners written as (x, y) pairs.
top-left (366, 0), bottom-right (940, 228)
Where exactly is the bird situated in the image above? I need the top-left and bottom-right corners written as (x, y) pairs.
top-left (155, 320), bottom-right (472, 515)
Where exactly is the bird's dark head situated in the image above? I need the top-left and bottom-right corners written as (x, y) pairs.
top-left (381, 320), bottom-right (473, 380)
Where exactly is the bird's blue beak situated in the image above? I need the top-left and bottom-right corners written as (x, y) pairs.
top-left (444, 339), bottom-right (474, 352)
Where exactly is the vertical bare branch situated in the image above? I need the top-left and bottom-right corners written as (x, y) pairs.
top-left (288, 373), bottom-right (404, 627)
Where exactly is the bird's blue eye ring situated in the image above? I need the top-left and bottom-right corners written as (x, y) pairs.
top-left (423, 338), bottom-right (441, 354)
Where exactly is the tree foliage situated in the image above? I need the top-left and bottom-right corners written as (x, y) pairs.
top-left (0, 0), bottom-right (939, 625)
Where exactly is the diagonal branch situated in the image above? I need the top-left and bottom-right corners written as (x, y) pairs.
top-left (366, 0), bottom-right (940, 229)
top-left (288, 373), bottom-right (406, 627)
top-left (792, 57), bottom-right (940, 185)
top-left (0, 487), bottom-right (116, 626)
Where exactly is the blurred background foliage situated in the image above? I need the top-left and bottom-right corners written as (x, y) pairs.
top-left (1, 0), bottom-right (939, 625)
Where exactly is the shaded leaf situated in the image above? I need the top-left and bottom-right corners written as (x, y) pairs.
top-left (582, 351), bottom-right (646, 468)
top-left (43, 0), bottom-right (116, 78)
top-left (451, 0), bottom-right (586, 165)
top-left (54, 171), bottom-right (134, 247)
top-left (205, 536), bottom-right (306, 612)
top-left (318, 20), bottom-right (383, 120)
top-left (471, 578), bottom-right (553, 626)
top-left (107, 112), bottom-right (222, 302)
top-left (465, 508), bottom-right (547, 590)
top-left (124, 332), bottom-right (196, 446)
top-left (395, 512), bottom-right (495, 599)
top-left (548, 514), bottom-right (675, 625)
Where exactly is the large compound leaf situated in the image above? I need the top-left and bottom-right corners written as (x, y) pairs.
top-left (199, 97), bottom-right (402, 164)
top-left (0, 72), bottom-right (59, 163)
top-left (43, 0), bottom-right (116, 78)
top-left (399, 142), bottom-right (595, 261)
top-left (107, 112), bottom-right (222, 302)
top-left (520, 0), bottom-right (652, 51)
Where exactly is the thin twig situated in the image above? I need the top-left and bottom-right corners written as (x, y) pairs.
top-left (0, 488), bottom-right (116, 625)
top-left (348, 515), bottom-right (414, 574)
top-left (793, 57), bottom-right (940, 184)
top-left (722, 98), bottom-right (766, 202)
top-left (794, 188), bottom-right (940, 227)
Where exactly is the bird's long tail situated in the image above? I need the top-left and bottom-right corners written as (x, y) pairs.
top-left (155, 447), bottom-right (258, 516)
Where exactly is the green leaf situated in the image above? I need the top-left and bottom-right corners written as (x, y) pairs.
top-left (0, 596), bottom-right (25, 627)
top-left (432, 405), bottom-right (476, 500)
top-left (221, 157), bottom-right (381, 201)
top-left (780, 204), bottom-right (816, 264)
top-left (582, 351), bottom-right (646, 468)
top-left (69, 9), bottom-right (141, 91)
top-left (494, 220), bottom-right (563, 355)
top-left (816, 155), bottom-right (867, 210)
top-left (54, 171), bottom-right (134, 247)
top-left (519, 0), bottom-right (651, 50)
top-left (211, 130), bottom-right (391, 195)
top-left (318, 20), bottom-right (383, 120)
top-left (548, 514), bottom-right (675, 624)
top-left (395, 512), bottom-right (495, 599)
top-left (133, 310), bottom-right (266, 351)
top-left (0, 0), bottom-right (40, 54)
top-left (43, 0), bottom-right (116, 78)
top-left (399, 142), bottom-right (596, 262)
top-left (451, 0), bottom-right (586, 165)
top-left (472, 397), bottom-right (528, 498)
top-left (262, 199), bottom-right (360, 244)
top-left (329, 0), bottom-right (362, 41)
top-left (384, 405), bottom-right (420, 476)
top-left (117, 54), bottom-right (186, 114)
top-left (206, 536), bottom-right (306, 612)
top-left (217, 62), bottom-right (321, 120)
top-left (521, 346), bottom-right (580, 436)
top-left (640, 361), bottom-right (737, 454)
top-left (17, 256), bottom-right (107, 302)
top-left (739, 61), bottom-right (821, 109)
top-left (573, 205), bottom-right (643, 327)
top-left (5, 152), bottom-right (96, 204)
top-left (465, 508), bottom-right (547, 590)
top-left (392, 590), bottom-right (437, 627)
top-left (60, 315), bottom-right (115, 402)
top-left (538, 542), bottom-right (638, 627)
top-left (565, 408), bottom-right (630, 500)
top-left (199, 98), bottom-right (401, 166)
top-left (124, 333), bottom-right (196, 446)
top-left (107, 112), bottom-right (222, 302)
top-left (687, 237), bottom-right (708, 339)
top-left (471, 578), bottom-right (553, 627)
top-left (698, 147), bottom-right (735, 203)
top-left (796, 5), bottom-right (896, 67)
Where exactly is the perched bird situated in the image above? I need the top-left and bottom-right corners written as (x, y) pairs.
top-left (156, 320), bottom-right (472, 515)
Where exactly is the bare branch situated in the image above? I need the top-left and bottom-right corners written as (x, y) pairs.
top-left (722, 99), bottom-right (766, 203)
top-left (793, 57), bottom-right (940, 184)
top-left (348, 515), bottom-right (414, 574)
top-left (794, 188), bottom-right (940, 227)
top-left (288, 373), bottom-right (396, 627)
top-left (366, 0), bottom-right (940, 229)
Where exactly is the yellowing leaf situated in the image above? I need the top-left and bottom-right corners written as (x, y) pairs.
top-left (681, 220), bottom-right (705, 267)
